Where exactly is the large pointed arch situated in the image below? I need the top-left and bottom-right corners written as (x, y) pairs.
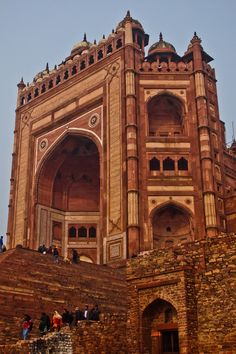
top-left (35, 128), bottom-right (102, 200)
top-left (33, 131), bottom-right (102, 260)
top-left (147, 92), bottom-right (186, 137)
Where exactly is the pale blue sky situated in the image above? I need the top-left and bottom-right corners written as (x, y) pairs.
top-left (0, 0), bottom-right (236, 241)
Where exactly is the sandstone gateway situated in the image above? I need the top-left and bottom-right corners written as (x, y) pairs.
top-left (3, 12), bottom-right (236, 354)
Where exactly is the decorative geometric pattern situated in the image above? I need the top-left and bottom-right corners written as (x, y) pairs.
top-left (88, 113), bottom-right (100, 128)
top-left (39, 138), bottom-right (48, 152)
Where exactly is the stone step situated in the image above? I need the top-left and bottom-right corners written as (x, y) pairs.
top-left (0, 247), bottom-right (127, 345)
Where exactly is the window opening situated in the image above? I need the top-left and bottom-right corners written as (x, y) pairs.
top-left (89, 227), bottom-right (96, 238)
top-left (116, 39), bottom-right (122, 49)
top-left (89, 55), bottom-right (94, 65)
top-left (34, 88), bottom-right (39, 97)
top-left (150, 157), bottom-right (160, 171)
top-left (107, 44), bottom-right (113, 54)
top-left (48, 80), bottom-right (53, 89)
top-left (163, 157), bottom-right (175, 171)
top-left (97, 50), bottom-right (103, 60)
top-left (64, 70), bottom-right (69, 80)
top-left (56, 75), bottom-right (61, 85)
top-left (41, 84), bottom-right (46, 93)
top-left (72, 66), bottom-right (77, 75)
top-left (78, 226), bottom-right (87, 238)
top-left (80, 61), bottom-right (85, 70)
top-left (68, 227), bottom-right (76, 238)
top-left (178, 157), bottom-right (188, 171)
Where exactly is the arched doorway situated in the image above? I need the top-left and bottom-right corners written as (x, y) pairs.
top-left (152, 203), bottom-right (193, 249)
top-left (148, 94), bottom-right (185, 137)
top-left (36, 134), bottom-right (100, 258)
top-left (142, 299), bottom-right (179, 354)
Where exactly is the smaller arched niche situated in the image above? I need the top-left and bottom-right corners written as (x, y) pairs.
top-left (142, 299), bottom-right (179, 354)
top-left (148, 94), bottom-right (185, 137)
top-left (80, 255), bottom-right (93, 263)
top-left (152, 204), bottom-right (193, 249)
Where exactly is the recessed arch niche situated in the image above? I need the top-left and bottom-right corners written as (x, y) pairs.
top-left (152, 203), bottom-right (193, 249)
top-left (37, 134), bottom-right (100, 211)
top-left (36, 134), bottom-right (100, 250)
top-left (148, 93), bottom-right (185, 136)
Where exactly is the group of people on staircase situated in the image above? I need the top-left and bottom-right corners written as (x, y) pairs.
top-left (38, 244), bottom-right (80, 264)
top-left (22, 304), bottom-right (100, 339)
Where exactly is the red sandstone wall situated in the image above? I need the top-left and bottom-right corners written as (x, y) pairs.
top-left (126, 234), bottom-right (236, 354)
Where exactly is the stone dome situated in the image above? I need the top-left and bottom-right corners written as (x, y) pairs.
top-left (148, 33), bottom-right (176, 56)
top-left (98, 35), bottom-right (106, 45)
top-left (71, 33), bottom-right (92, 55)
top-left (116, 10), bottom-right (144, 32)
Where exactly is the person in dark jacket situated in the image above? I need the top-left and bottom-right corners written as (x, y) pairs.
top-left (62, 309), bottom-right (70, 325)
top-left (53, 247), bottom-right (59, 263)
top-left (39, 312), bottom-right (50, 335)
top-left (0, 236), bottom-right (3, 252)
top-left (75, 307), bottom-right (85, 325)
top-left (72, 249), bottom-right (79, 264)
top-left (90, 304), bottom-right (100, 321)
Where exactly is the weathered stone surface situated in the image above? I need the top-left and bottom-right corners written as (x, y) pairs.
top-left (126, 233), bottom-right (236, 354)
top-left (0, 234), bottom-right (235, 353)
top-left (0, 317), bottom-right (127, 354)
top-left (0, 247), bottom-right (127, 346)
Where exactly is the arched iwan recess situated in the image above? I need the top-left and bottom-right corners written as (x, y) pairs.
top-left (36, 134), bottom-right (100, 254)
top-left (152, 203), bottom-right (193, 249)
top-left (148, 94), bottom-right (185, 137)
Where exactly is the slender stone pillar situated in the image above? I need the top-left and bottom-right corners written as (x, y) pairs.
top-left (124, 17), bottom-right (140, 256)
top-left (191, 34), bottom-right (217, 236)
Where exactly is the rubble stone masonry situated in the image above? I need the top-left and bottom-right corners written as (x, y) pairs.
top-left (0, 235), bottom-right (235, 353)
top-left (0, 315), bottom-right (127, 354)
top-left (126, 233), bottom-right (236, 354)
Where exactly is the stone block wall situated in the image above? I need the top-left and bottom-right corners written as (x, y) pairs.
top-left (0, 314), bottom-right (127, 354)
top-left (196, 234), bottom-right (236, 354)
top-left (71, 314), bottom-right (127, 354)
top-left (126, 234), bottom-right (236, 354)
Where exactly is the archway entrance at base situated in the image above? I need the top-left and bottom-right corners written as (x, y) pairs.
top-left (36, 134), bottom-right (100, 259)
top-left (142, 299), bottom-right (179, 354)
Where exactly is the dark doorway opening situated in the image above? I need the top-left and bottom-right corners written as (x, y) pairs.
top-left (162, 330), bottom-right (179, 354)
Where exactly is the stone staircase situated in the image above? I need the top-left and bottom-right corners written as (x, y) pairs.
top-left (0, 247), bottom-right (127, 345)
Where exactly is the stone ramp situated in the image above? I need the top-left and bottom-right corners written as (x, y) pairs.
top-left (0, 247), bottom-right (127, 345)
